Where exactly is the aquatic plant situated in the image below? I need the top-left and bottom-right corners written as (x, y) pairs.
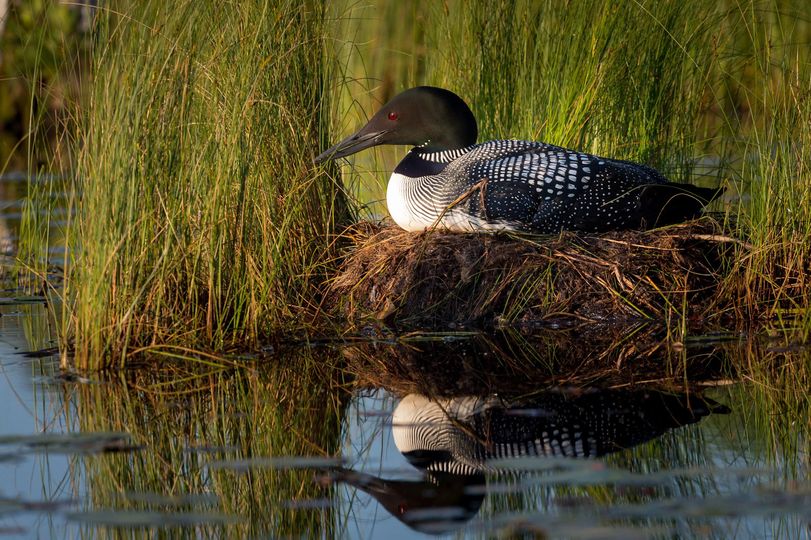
top-left (65, 0), bottom-right (353, 367)
top-left (12, 0), bottom-right (810, 369)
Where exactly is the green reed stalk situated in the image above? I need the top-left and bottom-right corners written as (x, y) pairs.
top-left (721, 2), bottom-right (811, 333)
top-left (335, 0), bottom-right (719, 190)
top-left (67, 0), bottom-right (353, 367)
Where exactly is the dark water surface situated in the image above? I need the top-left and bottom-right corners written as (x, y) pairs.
top-left (0, 304), bottom-right (810, 538)
top-left (0, 174), bottom-right (809, 538)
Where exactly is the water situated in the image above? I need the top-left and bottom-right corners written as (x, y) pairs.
top-left (0, 315), bottom-right (808, 538)
top-left (339, 387), bottom-right (807, 539)
top-left (0, 174), bottom-right (808, 538)
top-left (0, 301), bottom-right (72, 537)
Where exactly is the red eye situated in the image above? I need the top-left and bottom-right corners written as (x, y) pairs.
top-left (388, 111), bottom-right (398, 121)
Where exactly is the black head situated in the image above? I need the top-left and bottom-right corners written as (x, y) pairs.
top-left (314, 86), bottom-right (478, 163)
top-left (328, 468), bottom-right (486, 535)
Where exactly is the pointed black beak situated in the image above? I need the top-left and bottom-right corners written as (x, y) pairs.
top-left (314, 128), bottom-right (390, 164)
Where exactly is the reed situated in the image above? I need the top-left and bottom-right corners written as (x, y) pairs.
top-left (716, 1), bottom-right (811, 335)
top-left (65, 0), bottom-right (353, 368)
top-left (12, 0), bottom-right (810, 369)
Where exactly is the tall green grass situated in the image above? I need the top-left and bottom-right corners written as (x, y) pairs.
top-left (15, 0), bottom-right (810, 368)
top-left (435, 0), bottom-right (716, 167)
top-left (332, 0), bottom-right (722, 212)
top-left (66, 0), bottom-right (353, 367)
top-left (715, 2), bottom-right (811, 330)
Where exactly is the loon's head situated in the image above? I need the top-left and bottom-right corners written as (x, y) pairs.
top-left (314, 86), bottom-right (478, 163)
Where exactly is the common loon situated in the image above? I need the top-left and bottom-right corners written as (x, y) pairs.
top-left (390, 389), bottom-right (728, 474)
top-left (326, 389), bottom-right (729, 535)
top-left (315, 86), bottom-right (723, 233)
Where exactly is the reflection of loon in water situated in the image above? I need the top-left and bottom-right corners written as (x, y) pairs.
top-left (333, 388), bottom-right (729, 535)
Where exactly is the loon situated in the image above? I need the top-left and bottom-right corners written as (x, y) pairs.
top-left (315, 86), bottom-right (723, 233)
top-left (326, 389), bottom-right (729, 535)
top-left (390, 389), bottom-right (728, 474)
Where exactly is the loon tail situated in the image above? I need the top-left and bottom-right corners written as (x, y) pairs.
top-left (639, 183), bottom-right (724, 228)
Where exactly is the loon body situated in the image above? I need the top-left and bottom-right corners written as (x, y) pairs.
top-left (391, 390), bottom-right (728, 475)
top-left (327, 389), bottom-right (728, 535)
top-left (315, 86), bottom-right (722, 233)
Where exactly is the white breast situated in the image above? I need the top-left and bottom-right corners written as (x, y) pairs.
top-left (386, 172), bottom-right (519, 232)
top-left (386, 172), bottom-right (437, 231)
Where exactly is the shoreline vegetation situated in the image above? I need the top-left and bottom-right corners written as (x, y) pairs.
top-left (2, 0), bottom-right (809, 369)
top-left (62, 0), bottom-right (352, 367)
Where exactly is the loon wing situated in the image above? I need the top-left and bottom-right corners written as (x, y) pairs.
top-left (445, 142), bottom-right (720, 232)
top-left (446, 141), bottom-right (602, 225)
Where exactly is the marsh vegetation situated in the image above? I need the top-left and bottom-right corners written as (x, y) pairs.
top-left (7, 0), bottom-right (809, 367)
top-left (0, 1), bottom-right (809, 536)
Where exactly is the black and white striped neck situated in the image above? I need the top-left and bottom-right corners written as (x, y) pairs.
top-left (393, 146), bottom-right (475, 178)
top-left (413, 145), bottom-right (476, 163)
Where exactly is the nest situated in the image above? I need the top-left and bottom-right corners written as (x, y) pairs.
top-left (330, 218), bottom-right (743, 329)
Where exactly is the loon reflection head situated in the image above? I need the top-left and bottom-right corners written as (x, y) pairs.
top-left (314, 86), bottom-right (478, 163)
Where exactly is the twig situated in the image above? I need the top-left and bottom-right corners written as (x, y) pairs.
top-left (429, 178), bottom-right (489, 229)
top-left (596, 237), bottom-right (678, 251)
top-left (683, 234), bottom-right (753, 249)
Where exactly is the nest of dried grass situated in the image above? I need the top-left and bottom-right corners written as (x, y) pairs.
top-left (330, 218), bottom-right (745, 329)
